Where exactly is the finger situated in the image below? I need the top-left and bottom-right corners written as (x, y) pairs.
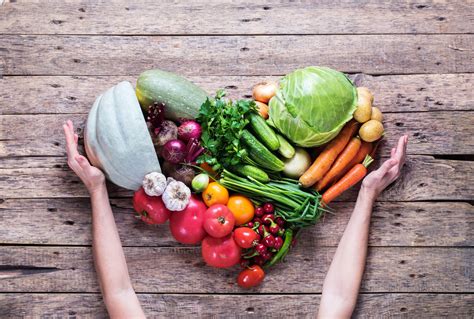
top-left (74, 133), bottom-right (79, 144)
top-left (391, 148), bottom-right (396, 157)
top-left (393, 136), bottom-right (406, 163)
top-left (64, 122), bottom-right (79, 158)
top-left (376, 158), bottom-right (398, 177)
top-left (75, 155), bottom-right (90, 169)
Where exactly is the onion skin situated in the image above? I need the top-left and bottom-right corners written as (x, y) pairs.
top-left (252, 81), bottom-right (278, 104)
top-left (162, 139), bottom-right (186, 164)
top-left (162, 162), bottom-right (195, 186)
top-left (178, 120), bottom-right (202, 142)
top-left (255, 101), bottom-right (269, 119)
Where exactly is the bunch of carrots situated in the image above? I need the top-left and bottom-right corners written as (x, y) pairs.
top-left (299, 120), bottom-right (379, 205)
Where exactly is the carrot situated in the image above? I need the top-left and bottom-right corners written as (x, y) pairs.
top-left (299, 120), bottom-right (359, 187)
top-left (315, 137), bottom-right (362, 191)
top-left (322, 155), bottom-right (374, 205)
top-left (330, 140), bottom-right (373, 187)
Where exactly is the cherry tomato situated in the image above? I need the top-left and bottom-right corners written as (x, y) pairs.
top-left (227, 195), bottom-right (255, 225)
top-left (233, 227), bottom-right (259, 248)
top-left (202, 182), bottom-right (229, 207)
top-left (169, 195), bottom-right (207, 244)
top-left (237, 265), bottom-right (265, 288)
top-left (203, 204), bottom-right (235, 238)
top-left (201, 234), bottom-right (241, 268)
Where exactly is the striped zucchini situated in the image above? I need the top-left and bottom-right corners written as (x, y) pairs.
top-left (276, 134), bottom-right (296, 159)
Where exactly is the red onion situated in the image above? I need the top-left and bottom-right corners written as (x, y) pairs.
top-left (178, 120), bottom-right (202, 142)
top-left (162, 139), bottom-right (186, 164)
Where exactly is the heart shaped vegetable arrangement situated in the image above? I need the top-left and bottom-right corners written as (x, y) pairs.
top-left (85, 67), bottom-right (385, 288)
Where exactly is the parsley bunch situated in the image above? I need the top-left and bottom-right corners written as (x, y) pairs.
top-left (197, 90), bottom-right (257, 171)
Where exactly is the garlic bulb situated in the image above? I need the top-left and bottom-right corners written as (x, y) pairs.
top-left (162, 178), bottom-right (191, 211)
top-left (142, 172), bottom-right (167, 196)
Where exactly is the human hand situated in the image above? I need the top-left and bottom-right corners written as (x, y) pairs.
top-left (361, 135), bottom-right (408, 199)
top-left (63, 120), bottom-right (106, 195)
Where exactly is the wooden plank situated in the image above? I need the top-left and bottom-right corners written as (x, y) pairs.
top-left (0, 246), bottom-right (471, 293)
top-left (1, 73), bottom-right (473, 115)
top-left (1, 112), bottom-right (473, 156)
top-left (1, 0), bottom-right (472, 35)
top-left (1, 198), bottom-right (471, 247)
top-left (0, 35), bottom-right (472, 76)
top-left (0, 155), bottom-right (472, 201)
top-left (0, 293), bottom-right (473, 318)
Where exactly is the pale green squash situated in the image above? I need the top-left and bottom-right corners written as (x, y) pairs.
top-left (85, 81), bottom-right (161, 190)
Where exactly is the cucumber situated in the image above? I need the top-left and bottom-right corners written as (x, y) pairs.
top-left (234, 165), bottom-right (270, 183)
top-left (241, 129), bottom-right (284, 172)
top-left (136, 69), bottom-right (208, 120)
top-left (276, 134), bottom-right (296, 159)
top-left (248, 113), bottom-right (280, 151)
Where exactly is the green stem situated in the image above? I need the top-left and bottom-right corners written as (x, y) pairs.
top-left (264, 229), bottom-right (294, 269)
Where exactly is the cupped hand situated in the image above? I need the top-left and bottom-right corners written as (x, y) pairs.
top-left (361, 135), bottom-right (408, 198)
top-left (63, 120), bottom-right (105, 194)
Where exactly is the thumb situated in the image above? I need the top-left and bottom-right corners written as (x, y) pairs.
top-left (377, 158), bottom-right (398, 176)
top-left (75, 155), bottom-right (90, 169)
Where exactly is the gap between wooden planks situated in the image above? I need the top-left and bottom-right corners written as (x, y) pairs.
top-left (0, 155), bottom-right (472, 201)
top-left (0, 245), bottom-right (472, 293)
top-left (0, 199), bottom-right (471, 247)
top-left (0, 293), bottom-right (473, 318)
top-left (0, 74), bottom-right (473, 114)
top-left (0, 35), bottom-right (472, 75)
top-left (1, 112), bottom-right (473, 156)
top-left (0, 0), bottom-right (472, 35)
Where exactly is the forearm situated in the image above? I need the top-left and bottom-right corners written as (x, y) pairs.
top-left (318, 186), bottom-right (376, 318)
top-left (91, 186), bottom-right (144, 318)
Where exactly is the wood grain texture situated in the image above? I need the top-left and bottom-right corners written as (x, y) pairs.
top-left (0, 155), bottom-right (472, 201)
top-left (2, 112), bottom-right (473, 156)
top-left (1, 73), bottom-right (473, 114)
top-left (0, 35), bottom-right (472, 76)
top-left (0, 246), bottom-right (472, 293)
top-left (0, 293), bottom-right (473, 318)
top-left (1, 0), bottom-right (472, 35)
top-left (1, 198), bottom-right (471, 247)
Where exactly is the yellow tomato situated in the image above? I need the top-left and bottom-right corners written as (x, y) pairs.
top-left (227, 195), bottom-right (255, 225)
top-left (202, 182), bottom-right (229, 207)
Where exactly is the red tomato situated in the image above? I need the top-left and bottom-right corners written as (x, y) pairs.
top-left (237, 265), bottom-right (265, 288)
top-left (201, 234), bottom-right (241, 268)
top-left (133, 188), bottom-right (171, 225)
top-left (233, 227), bottom-right (259, 248)
top-left (203, 204), bottom-right (235, 238)
top-left (169, 195), bottom-right (207, 244)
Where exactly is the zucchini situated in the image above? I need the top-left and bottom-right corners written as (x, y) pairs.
top-left (136, 69), bottom-right (208, 120)
top-left (241, 129), bottom-right (284, 172)
top-left (276, 134), bottom-right (296, 159)
top-left (234, 165), bottom-right (270, 183)
top-left (248, 113), bottom-right (280, 151)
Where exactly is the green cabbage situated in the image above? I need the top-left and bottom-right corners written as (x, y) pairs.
top-left (268, 66), bottom-right (357, 147)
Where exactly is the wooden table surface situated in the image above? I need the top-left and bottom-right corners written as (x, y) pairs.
top-left (0, 0), bottom-right (473, 318)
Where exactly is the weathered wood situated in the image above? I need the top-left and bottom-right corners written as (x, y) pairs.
top-left (1, 73), bottom-right (473, 115)
top-left (2, 112), bottom-right (473, 157)
top-left (0, 155), bottom-right (472, 201)
top-left (0, 246), bottom-right (471, 293)
top-left (1, 293), bottom-right (473, 318)
top-left (0, 35), bottom-right (472, 76)
top-left (1, 198), bottom-right (471, 247)
top-left (1, 0), bottom-right (472, 35)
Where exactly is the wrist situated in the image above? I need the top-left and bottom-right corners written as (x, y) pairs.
top-left (89, 183), bottom-right (107, 198)
top-left (359, 185), bottom-right (377, 204)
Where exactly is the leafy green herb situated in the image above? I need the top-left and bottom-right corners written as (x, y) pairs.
top-left (197, 90), bottom-right (257, 170)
